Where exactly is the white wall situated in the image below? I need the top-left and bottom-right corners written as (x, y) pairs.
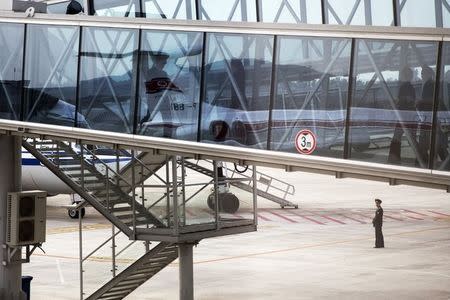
top-left (0, 0), bottom-right (12, 11)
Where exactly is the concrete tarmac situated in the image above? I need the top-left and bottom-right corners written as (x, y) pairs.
top-left (23, 169), bottom-right (450, 300)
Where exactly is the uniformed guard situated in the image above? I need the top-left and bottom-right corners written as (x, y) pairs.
top-left (372, 199), bottom-right (384, 248)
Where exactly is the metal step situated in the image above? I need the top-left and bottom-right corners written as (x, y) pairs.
top-left (86, 243), bottom-right (178, 300)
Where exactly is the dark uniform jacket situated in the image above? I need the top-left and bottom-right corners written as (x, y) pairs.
top-left (372, 207), bottom-right (383, 227)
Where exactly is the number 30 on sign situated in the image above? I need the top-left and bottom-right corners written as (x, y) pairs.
top-left (295, 129), bottom-right (317, 155)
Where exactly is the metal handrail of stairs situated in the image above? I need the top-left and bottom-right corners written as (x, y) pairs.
top-left (183, 160), bottom-right (298, 208)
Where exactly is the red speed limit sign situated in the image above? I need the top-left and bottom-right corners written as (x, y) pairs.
top-left (295, 129), bottom-right (317, 155)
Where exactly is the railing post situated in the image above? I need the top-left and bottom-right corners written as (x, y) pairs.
top-left (181, 157), bottom-right (187, 226)
top-left (213, 160), bottom-right (220, 229)
top-left (166, 156), bottom-right (170, 227)
top-left (252, 165), bottom-right (258, 226)
top-left (79, 205), bottom-right (84, 300)
top-left (131, 150), bottom-right (137, 236)
top-left (172, 157), bottom-right (179, 235)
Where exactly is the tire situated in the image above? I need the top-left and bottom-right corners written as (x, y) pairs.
top-left (207, 192), bottom-right (240, 214)
top-left (68, 208), bottom-right (85, 219)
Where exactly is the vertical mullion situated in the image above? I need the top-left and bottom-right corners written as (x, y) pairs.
top-left (266, 35), bottom-right (278, 151)
top-left (20, 24), bottom-right (27, 121)
top-left (196, 32), bottom-right (208, 142)
top-left (428, 41), bottom-right (443, 169)
top-left (392, 0), bottom-right (400, 26)
top-left (75, 26), bottom-right (83, 128)
top-left (195, 0), bottom-right (201, 20)
top-left (321, 0), bottom-right (328, 24)
top-left (139, 0), bottom-right (144, 18)
top-left (132, 29), bottom-right (143, 135)
top-left (435, 0), bottom-right (444, 27)
top-left (255, 0), bottom-right (262, 22)
top-left (364, 0), bottom-right (373, 25)
top-left (87, 0), bottom-right (95, 15)
top-left (343, 39), bottom-right (357, 159)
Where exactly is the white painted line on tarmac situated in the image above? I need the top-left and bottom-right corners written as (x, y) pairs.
top-left (56, 258), bottom-right (65, 284)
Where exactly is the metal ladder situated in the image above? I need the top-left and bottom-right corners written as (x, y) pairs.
top-left (183, 160), bottom-right (298, 208)
top-left (86, 243), bottom-right (179, 300)
top-left (22, 139), bottom-right (178, 299)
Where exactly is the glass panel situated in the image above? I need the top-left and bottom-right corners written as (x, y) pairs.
top-left (271, 36), bottom-right (351, 158)
top-left (400, 0), bottom-right (437, 27)
top-left (326, 0), bottom-right (365, 25)
top-left (259, 0), bottom-right (322, 24)
top-left (198, 0), bottom-right (257, 21)
top-left (23, 25), bottom-right (79, 127)
top-left (78, 27), bottom-right (138, 133)
top-left (371, 0), bottom-right (394, 26)
top-left (0, 23), bottom-right (23, 121)
top-left (136, 30), bottom-right (202, 140)
top-left (93, 0), bottom-right (140, 17)
top-left (443, 1), bottom-right (450, 28)
top-left (434, 42), bottom-right (450, 170)
top-left (47, 1), bottom-right (71, 14)
top-left (349, 40), bottom-right (439, 168)
top-left (200, 33), bottom-right (274, 149)
top-left (326, 0), bottom-right (393, 26)
top-left (143, 0), bottom-right (196, 19)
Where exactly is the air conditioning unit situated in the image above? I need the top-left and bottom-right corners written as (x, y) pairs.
top-left (7, 191), bottom-right (47, 247)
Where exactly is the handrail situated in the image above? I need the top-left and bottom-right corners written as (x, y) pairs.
top-left (0, 11), bottom-right (447, 41)
top-left (80, 144), bottom-right (134, 189)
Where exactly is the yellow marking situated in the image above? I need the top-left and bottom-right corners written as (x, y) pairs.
top-left (46, 223), bottom-right (111, 235)
top-left (35, 226), bottom-right (450, 265)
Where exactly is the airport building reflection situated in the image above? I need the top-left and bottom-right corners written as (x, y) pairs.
top-left (0, 18), bottom-right (449, 172)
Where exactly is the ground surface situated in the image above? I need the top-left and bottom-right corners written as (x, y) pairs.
top-left (23, 169), bottom-right (450, 300)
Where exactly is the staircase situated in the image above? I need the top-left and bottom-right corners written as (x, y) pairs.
top-left (86, 243), bottom-right (179, 300)
top-left (22, 139), bottom-right (178, 299)
top-left (183, 160), bottom-right (298, 208)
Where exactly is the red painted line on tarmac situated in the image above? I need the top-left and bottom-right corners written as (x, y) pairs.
top-left (232, 213), bottom-right (244, 219)
top-left (305, 210), bottom-right (346, 224)
top-left (266, 210), bottom-right (298, 223)
top-left (288, 210), bottom-right (325, 225)
top-left (428, 210), bottom-right (450, 217)
top-left (185, 208), bottom-right (196, 217)
top-left (384, 214), bottom-right (403, 221)
top-left (403, 214), bottom-right (423, 220)
top-left (319, 215), bottom-right (346, 224)
top-left (257, 213), bottom-right (271, 221)
top-left (339, 214), bottom-right (366, 224)
top-left (403, 209), bottom-right (428, 217)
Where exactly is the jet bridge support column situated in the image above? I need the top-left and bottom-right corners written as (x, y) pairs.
top-left (0, 135), bottom-right (25, 300)
top-left (179, 243), bottom-right (195, 300)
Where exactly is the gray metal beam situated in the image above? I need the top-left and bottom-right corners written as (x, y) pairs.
top-left (0, 11), bottom-right (447, 41)
top-left (1, 121), bottom-right (449, 191)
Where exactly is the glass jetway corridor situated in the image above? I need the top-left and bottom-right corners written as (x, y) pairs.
top-left (1, 14), bottom-right (450, 173)
top-left (47, 0), bottom-right (450, 28)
